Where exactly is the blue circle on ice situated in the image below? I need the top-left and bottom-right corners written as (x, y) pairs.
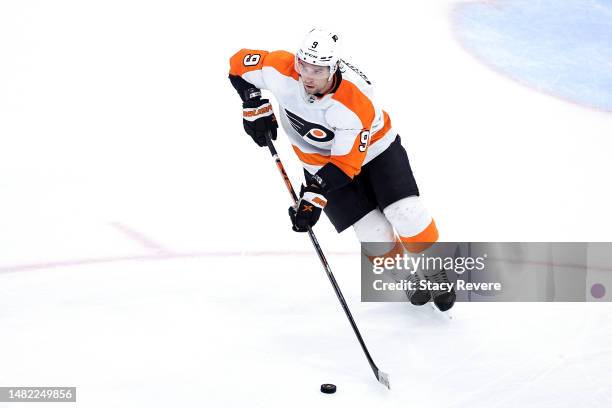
top-left (452, 0), bottom-right (612, 112)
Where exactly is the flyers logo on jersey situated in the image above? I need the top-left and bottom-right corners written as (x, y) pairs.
top-left (285, 109), bottom-right (335, 143)
top-left (308, 129), bottom-right (327, 139)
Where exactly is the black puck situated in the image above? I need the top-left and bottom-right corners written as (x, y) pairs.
top-left (320, 384), bottom-right (337, 394)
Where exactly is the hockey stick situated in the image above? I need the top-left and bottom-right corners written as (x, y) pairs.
top-left (264, 132), bottom-right (390, 390)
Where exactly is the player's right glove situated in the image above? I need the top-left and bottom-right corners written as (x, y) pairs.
top-left (242, 97), bottom-right (278, 147)
top-left (288, 183), bottom-right (327, 232)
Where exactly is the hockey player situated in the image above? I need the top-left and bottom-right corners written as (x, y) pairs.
top-left (228, 29), bottom-right (455, 311)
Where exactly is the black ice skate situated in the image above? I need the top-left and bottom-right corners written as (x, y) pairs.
top-left (426, 269), bottom-right (456, 312)
top-left (406, 271), bottom-right (431, 306)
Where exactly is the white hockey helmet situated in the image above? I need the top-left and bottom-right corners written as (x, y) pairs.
top-left (295, 28), bottom-right (340, 81)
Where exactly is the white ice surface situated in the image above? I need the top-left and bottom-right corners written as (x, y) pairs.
top-left (1, 256), bottom-right (611, 407)
top-left (1, 0), bottom-right (611, 407)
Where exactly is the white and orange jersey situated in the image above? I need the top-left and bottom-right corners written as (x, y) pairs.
top-left (229, 49), bottom-right (397, 178)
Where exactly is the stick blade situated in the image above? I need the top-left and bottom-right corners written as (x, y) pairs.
top-left (377, 370), bottom-right (390, 390)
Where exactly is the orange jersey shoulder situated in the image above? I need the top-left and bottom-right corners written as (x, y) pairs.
top-left (331, 79), bottom-right (375, 130)
top-left (229, 49), bottom-right (298, 80)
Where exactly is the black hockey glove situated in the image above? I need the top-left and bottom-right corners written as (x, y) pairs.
top-left (288, 183), bottom-right (327, 232)
top-left (242, 98), bottom-right (277, 147)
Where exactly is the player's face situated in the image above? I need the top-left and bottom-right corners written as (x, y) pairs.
top-left (296, 59), bottom-right (331, 94)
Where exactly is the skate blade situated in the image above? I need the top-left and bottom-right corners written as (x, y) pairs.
top-left (429, 302), bottom-right (453, 319)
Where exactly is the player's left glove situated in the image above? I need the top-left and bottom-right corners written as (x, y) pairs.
top-left (288, 183), bottom-right (327, 232)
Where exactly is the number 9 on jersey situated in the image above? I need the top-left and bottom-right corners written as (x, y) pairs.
top-left (359, 130), bottom-right (370, 152)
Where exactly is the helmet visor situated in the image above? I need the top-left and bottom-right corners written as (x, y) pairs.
top-left (296, 58), bottom-right (331, 80)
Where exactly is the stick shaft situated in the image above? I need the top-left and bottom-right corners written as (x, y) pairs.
top-left (264, 134), bottom-right (386, 385)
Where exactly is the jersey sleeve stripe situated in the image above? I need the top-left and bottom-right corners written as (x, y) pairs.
top-left (330, 134), bottom-right (368, 177)
top-left (371, 110), bottom-right (392, 144)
